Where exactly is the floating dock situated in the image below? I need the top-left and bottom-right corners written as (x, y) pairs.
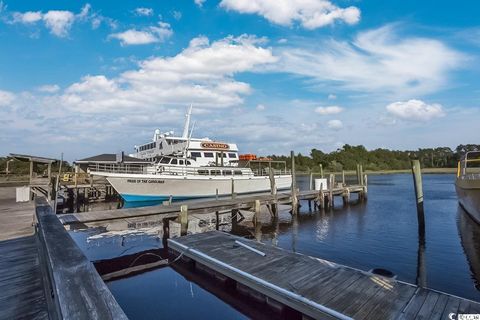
top-left (168, 231), bottom-right (480, 320)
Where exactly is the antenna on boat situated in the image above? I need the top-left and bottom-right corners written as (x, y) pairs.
top-left (182, 104), bottom-right (193, 139)
top-left (184, 120), bottom-right (196, 162)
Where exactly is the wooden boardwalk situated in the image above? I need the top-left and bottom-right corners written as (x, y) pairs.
top-left (0, 187), bottom-right (35, 241)
top-left (59, 186), bottom-right (366, 226)
top-left (0, 236), bottom-right (48, 320)
top-left (168, 231), bottom-right (480, 320)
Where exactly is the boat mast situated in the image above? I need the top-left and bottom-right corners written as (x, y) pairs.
top-left (182, 104), bottom-right (193, 139)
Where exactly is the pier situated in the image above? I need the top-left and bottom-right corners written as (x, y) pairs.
top-left (168, 231), bottom-right (480, 320)
top-left (1, 176), bottom-right (480, 318)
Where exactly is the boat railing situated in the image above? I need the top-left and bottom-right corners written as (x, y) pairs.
top-left (458, 151), bottom-right (480, 177)
top-left (88, 163), bottom-right (148, 174)
top-left (239, 160), bottom-right (291, 176)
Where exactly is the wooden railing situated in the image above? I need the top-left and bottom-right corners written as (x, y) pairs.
top-left (35, 198), bottom-right (127, 319)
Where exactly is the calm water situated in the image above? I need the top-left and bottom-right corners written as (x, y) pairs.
top-left (69, 173), bottom-right (480, 319)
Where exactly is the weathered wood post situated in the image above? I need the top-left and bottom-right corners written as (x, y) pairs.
top-left (290, 151), bottom-right (298, 214)
top-left (47, 163), bottom-right (52, 200)
top-left (254, 199), bottom-right (261, 225)
top-left (342, 170), bottom-right (345, 187)
top-left (180, 205), bottom-right (188, 236)
top-left (320, 164), bottom-right (324, 178)
top-left (360, 165), bottom-right (364, 186)
top-left (231, 209), bottom-right (239, 232)
top-left (411, 160), bottom-right (425, 237)
top-left (231, 178), bottom-right (236, 199)
top-left (268, 168), bottom-right (278, 216)
top-left (308, 171), bottom-right (313, 210)
top-left (328, 173), bottom-right (334, 208)
top-left (356, 164), bottom-right (361, 185)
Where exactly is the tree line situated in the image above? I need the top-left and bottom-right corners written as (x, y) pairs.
top-left (1, 144), bottom-right (478, 175)
top-left (267, 144), bottom-right (480, 172)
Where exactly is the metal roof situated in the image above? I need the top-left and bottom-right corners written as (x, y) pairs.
top-left (9, 153), bottom-right (58, 164)
top-left (74, 153), bottom-right (149, 164)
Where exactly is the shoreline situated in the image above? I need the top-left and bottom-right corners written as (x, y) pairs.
top-left (297, 167), bottom-right (458, 176)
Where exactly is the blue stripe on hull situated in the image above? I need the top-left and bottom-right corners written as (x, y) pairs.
top-left (120, 188), bottom-right (290, 203)
top-left (120, 194), bottom-right (205, 202)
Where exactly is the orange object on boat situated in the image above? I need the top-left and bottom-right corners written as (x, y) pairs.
top-left (239, 154), bottom-right (257, 161)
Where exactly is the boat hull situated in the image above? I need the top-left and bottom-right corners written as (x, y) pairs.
top-left (456, 178), bottom-right (480, 225)
top-left (102, 173), bottom-right (292, 202)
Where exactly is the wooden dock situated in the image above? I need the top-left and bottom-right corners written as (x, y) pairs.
top-left (168, 231), bottom-right (480, 320)
top-left (58, 184), bottom-right (367, 227)
top-left (0, 236), bottom-right (48, 319)
top-left (0, 187), bottom-right (127, 319)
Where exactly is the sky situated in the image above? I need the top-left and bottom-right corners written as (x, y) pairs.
top-left (0, 0), bottom-right (479, 161)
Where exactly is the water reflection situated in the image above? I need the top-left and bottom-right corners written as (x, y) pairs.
top-left (457, 207), bottom-right (480, 290)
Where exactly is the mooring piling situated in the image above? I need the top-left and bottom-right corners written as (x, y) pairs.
top-left (411, 159), bottom-right (425, 236)
top-left (290, 150), bottom-right (298, 214)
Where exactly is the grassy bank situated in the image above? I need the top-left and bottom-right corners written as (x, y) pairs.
top-left (297, 167), bottom-right (458, 176)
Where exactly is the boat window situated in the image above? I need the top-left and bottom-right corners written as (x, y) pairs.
top-left (179, 160), bottom-right (184, 165)
top-left (228, 153), bottom-right (237, 158)
top-left (217, 153), bottom-right (227, 158)
top-left (159, 142), bottom-right (163, 149)
top-left (186, 161), bottom-right (192, 165)
top-left (223, 170), bottom-right (232, 175)
top-left (159, 157), bottom-right (170, 164)
top-left (210, 170), bottom-right (221, 176)
top-left (198, 170), bottom-right (209, 175)
top-left (234, 170), bottom-right (242, 175)
top-left (204, 152), bottom-right (214, 158)
top-left (191, 152), bottom-right (201, 158)
top-left (171, 159), bottom-right (178, 165)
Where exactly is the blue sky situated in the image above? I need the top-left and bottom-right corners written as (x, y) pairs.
top-left (0, 0), bottom-right (479, 161)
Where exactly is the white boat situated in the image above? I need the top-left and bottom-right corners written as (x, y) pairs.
top-left (89, 106), bottom-right (292, 202)
top-left (90, 155), bottom-right (292, 202)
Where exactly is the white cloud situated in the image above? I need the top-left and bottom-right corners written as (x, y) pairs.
top-left (109, 22), bottom-right (172, 45)
top-left (37, 84), bottom-right (60, 93)
top-left (278, 38), bottom-right (287, 44)
top-left (278, 25), bottom-right (464, 96)
top-left (7, 4), bottom-right (116, 36)
top-left (327, 119), bottom-right (343, 130)
top-left (219, 0), bottom-right (360, 29)
top-left (134, 7), bottom-right (154, 17)
top-left (0, 90), bottom-right (15, 106)
top-left (12, 11), bottom-right (42, 23)
top-left (42, 10), bottom-right (75, 37)
top-left (173, 11), bottom-right (182, 20)
top-left (256, 104), bottom-right (265, 110)
top-left (328, 94), bottom-right (336, 100)
top-left (194, 0), bottom-right (206, 7)
top-left (61, 35), bottom-right (277, 113)
top-left (77, 4), bottom-right (91, 20)
top-left (315, 105), bottom-right (342, 115)
top-left (386, 99), bottom-right (445, 122)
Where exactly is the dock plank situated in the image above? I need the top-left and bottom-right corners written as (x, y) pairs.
top-left (168, 231), bottom-right (480, 320)
top-left (0, 236), bottom-right (48, 320)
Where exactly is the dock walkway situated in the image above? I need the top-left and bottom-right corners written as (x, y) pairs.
top-left (168, 231), bottom-right (480, 320)
top-left (0, 187), bottom-right (48, 319)
top-left (0, 236), bottom-right (48, 319)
